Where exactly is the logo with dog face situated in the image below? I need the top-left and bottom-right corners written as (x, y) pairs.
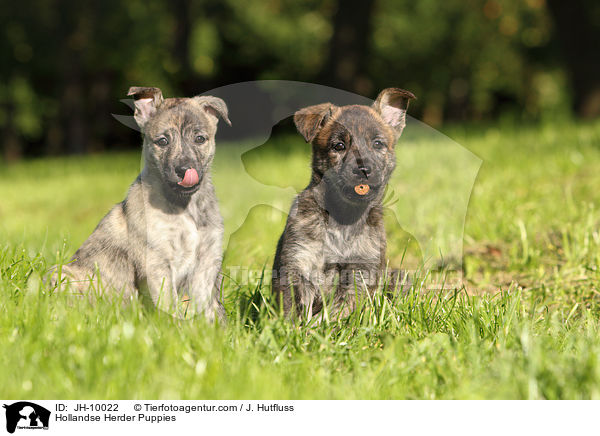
top-left (2, 402), bottom-right (50, 433)
top-left (114, 81), bottom-right (481, 274)
top-left (110, 81), bottom-right (481, 313)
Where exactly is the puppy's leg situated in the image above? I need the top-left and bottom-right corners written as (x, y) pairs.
top-left (49, 262), bottom-right (136, 305)
top-left (49, 203), bottom-right (137, 303)
top-left (49, 263), bottom-right (92, 298)
top-left (329, 266), bottom-right (380, 320)
top-left (272, 193), bottom-right (328, 319)
top-left (277, 266), bottom-right (325, 320)
top-left (144, 264), bottom-right (180, 315)
top-left (187, 260), bottom-right (223, 322)
top-left (273, 236), bottom-right (325, 319)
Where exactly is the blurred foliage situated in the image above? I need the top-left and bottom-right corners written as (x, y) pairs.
top-left (373, 0), bottom-right (567, 124)
top-left (0, 0), bottom-right (598, 159)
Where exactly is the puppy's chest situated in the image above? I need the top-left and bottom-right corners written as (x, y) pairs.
top-left (146, 209), bottom-right (221, 270)
top-left (323, 224), bottom-right (382, 265)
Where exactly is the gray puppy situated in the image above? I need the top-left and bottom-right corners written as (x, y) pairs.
top-left (52, 87), bottom-right (230, 321)
top-left (272, 88), bottom-right (415, 319)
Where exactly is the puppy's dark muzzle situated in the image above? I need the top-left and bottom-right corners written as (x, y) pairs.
top-left (352, 165), bottom-right (372, 179)
top-left (333, 173), bottom-right (383, 203)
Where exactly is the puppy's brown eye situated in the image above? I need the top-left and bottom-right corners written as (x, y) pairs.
top-left (156, 137), bottom-right (169, 147)
top-left (333, 142), bottom-right (346, 151)
top-left (195, 135), bottom-right (207, 144)
top-left (373, 140), bottom-right (385, 149)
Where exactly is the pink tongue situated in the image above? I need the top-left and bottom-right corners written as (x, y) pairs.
top-left (178, 168), bottom-right (199, 188)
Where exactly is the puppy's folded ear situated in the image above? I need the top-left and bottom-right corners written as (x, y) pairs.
top-left (127, 86), bottom-right (164, 130)
top-left (294, 103), bottom-right (336, 143)
top-left (195, 96), bottom-right (231, 126)
top-left (372, 88), bottom-right (416, 136)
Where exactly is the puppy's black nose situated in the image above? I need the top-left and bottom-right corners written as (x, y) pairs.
top-left (175, 165), bottom-right (190, 179)
top-left (353, 165), bottom-right (372, 179)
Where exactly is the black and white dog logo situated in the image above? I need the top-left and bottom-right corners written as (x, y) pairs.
top-left (3, 402), bottom-right (50, 434)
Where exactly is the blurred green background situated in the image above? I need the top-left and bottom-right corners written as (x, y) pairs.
top-left (1, 0), bottom-right (599, 161)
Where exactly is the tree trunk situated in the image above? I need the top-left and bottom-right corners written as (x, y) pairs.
top-left (546, 0), bottom-right (600, 118)
top-left (58, 0), bottom-right (89, 154)
top-left (2, 105), bottom-right (23, 162)
top-left (172, 0), bottom-right (195, 95)
top-left (318, 0), bottom-right (376, 96)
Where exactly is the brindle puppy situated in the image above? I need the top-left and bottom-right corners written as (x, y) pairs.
top-left (272, 88), bottom-right (415, 319)
top-left (51, 87), bottom-right (230, 321)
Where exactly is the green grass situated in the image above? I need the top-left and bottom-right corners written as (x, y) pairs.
top-left (2, 119), bottom-right (600, 399)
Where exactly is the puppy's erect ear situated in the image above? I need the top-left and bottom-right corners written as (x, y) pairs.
top-left (127, 86), bottom-right (164, 130)
top-left (294, 103), bottom-right (336, 143)
top-left (195, 96), bottom-right (231, 126)
top-left (372, 88), bottom-right (416, 136)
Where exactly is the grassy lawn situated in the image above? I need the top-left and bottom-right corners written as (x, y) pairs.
top-left (2, 119), bottom-right (600, 399)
